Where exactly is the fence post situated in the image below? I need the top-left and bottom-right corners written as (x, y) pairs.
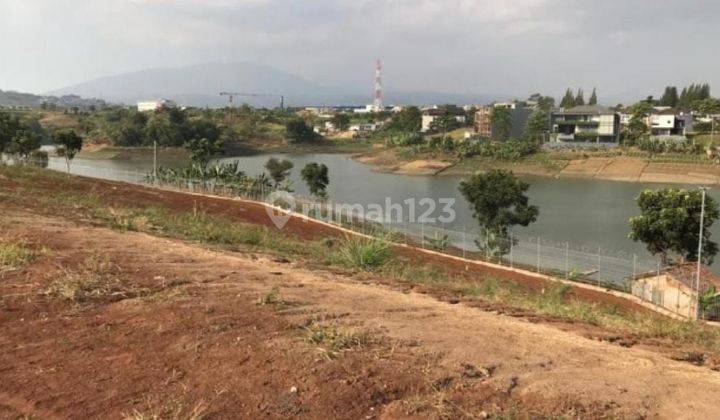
top-left (565, 242), bottom-right (569, 279)
top-left (462, 227), bottom-right (466, 259)
top-left (536, 237), bottom-right (540, 274)
top-left (485, 227), bottom-right (490, 262)
top-left (421, 221), bottom-right (425, 249)
top-left (509, 232), bottom-right (514, 268)
top-left (632, 254), bottom-right (637, 280)
top-left (597, 246), bottom-right (602, 287)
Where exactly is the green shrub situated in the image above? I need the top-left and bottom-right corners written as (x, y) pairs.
top-left (334, 235), bottom-right (393, 270)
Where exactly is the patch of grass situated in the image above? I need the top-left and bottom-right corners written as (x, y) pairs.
top-left (46, 255), bottom-right (124, 302)
top-left (381, 263), bottom-right (446, 285)
top-left (304, 322), bottom-right (378, 357)
top-left (332, 235), bottom-right (394, 270)
top-left (257, 286), bottom-right (283, 306)
top-left (0, 239), bottom-right (36, 272)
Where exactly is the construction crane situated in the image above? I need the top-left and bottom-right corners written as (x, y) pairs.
top-left (219, 92), bottom-right (285, 110)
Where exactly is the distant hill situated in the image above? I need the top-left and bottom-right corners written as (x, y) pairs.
top-left (0, 89), bottom-right (106, 109)
top-left (48, 62), bottom-right (503, 108)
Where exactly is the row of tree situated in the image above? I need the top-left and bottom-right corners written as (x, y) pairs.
top-left (658, 83), bottom-right (712, 109)
top-left (0, 109), bottom-right (84, 172)
top-left (559, 87), bottom-right (598, 108)
top-left (264, 158), bottom-right (330, 199)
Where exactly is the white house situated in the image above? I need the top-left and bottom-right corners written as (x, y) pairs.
top-left (420, 108), bottom-right (467, 133)
top-left (550, 105), bottom-right (620, 143)
top-left (349, 122), bottom-right (381, 133)
top-left (137, 99), bottom-right (176, 112)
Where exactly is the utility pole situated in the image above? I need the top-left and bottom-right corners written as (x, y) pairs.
top-left (696, 186), bottom-right (709, 320)
top-left (153, 140), bottom-right (158, 182)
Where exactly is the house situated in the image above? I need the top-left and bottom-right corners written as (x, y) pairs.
top-left (420, 108), bottom-right (467, 132)
top-left (631, 263), bottom-right (720, 320)
top-left (349, 122), bottom-right (381, 133)
top-left (550, 105), bottom-right (620, 143)
top-left (473, 105), bottom-right (533, 140)
top-left (137, 99), bottom-right (176, 112)
top-left (648, 110), bottom-right (693, 136)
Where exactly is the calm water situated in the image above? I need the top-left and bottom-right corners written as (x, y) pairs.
top-left (48, 152), bottom-right (720, 270)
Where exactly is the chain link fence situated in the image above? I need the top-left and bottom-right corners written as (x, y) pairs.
top-left (46, 160), bottom-right (707, 320)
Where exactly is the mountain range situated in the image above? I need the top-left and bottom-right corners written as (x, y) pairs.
top-left (47, 62), bottom-right (502, 108)
top-left (0, 89), bottom-right (106, 109)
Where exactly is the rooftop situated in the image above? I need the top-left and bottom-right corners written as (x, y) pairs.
top-left (559, 105), bottom-right (616, 116)
top-left (636, 263), bottom-right (720, 292)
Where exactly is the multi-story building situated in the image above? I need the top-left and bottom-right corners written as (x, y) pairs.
top-left (474, 106), bottom-right (492, 137)
top-left (473, 104), bottom-right (533, 140)
top-left (648, 111), bottom-right (693, 136)
top-left (551, 105), bottom-right (620, 143)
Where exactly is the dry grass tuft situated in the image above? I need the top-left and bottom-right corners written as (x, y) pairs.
top-left (0, 238), bottom-right (37, 273)
top-left (46, 255), bottom-right (125, 302)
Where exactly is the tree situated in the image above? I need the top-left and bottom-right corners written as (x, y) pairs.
top-left (0, 111), bottom-right (23, 154)
top-left (629, 189), bottom-right (719, 265)
top-left (264, 158), bottom-right (294, 188)
top-left (52, 129), bottom-right (83, 173)
top-left (185, 137), bottom-right (225, 172)
top-left (691, 98), bottom-right (720, 115)
top-left (490, 106), bottom-right (512, 141)
top-left (464, 106), bottom-right (477, 127)
top-left (660, 86), bottom-right (679, 107)
top-left (588, 88), bottom-right (598, 105)
top-left (301, 163), bottom-right (329, 199)
top-left (574, 88), bottom-right (585, 106)
top-left (331, 113), bottom-right (350, 131)
top-left (523, 108), bottom-right (549, 143)
top-left (285, 118), bottom-right (317, 142)
top-left (429, 113), bottom-right (460, 136)
top-left (5, 129), bottom-right (41, 158)
top-left (528, 94), bottom-right (555, 111)
top-left (625, 101), bottom-right (652, 145)
top-left (559, 88), bottom-right (575, 108)
top-left (386, 106), bottom-right (422, 132)
top-left (459, 169), bottom-right (538, 256)
top-left (679, 83), bottom-right (712, 110)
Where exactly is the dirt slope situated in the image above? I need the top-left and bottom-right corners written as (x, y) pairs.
top-left (2, 210), bottom-right (720, 418)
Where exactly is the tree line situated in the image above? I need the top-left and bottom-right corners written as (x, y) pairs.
top-left (559, 87), bottom-right (598, 108)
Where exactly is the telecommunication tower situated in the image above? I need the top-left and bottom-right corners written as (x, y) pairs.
top-left (373, 59), bottom-right (383, 112)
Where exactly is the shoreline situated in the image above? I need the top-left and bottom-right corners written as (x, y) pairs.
top-left (75, 144), bottom-right (720, 185)
top-left (352, 150), bottom-right (720, 185)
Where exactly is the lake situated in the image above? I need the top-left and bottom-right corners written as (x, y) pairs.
top-left (47, 151), bottom-right (720, 275)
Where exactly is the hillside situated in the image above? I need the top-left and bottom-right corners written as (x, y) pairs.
top-left (48, 62), bottom-right (324, 108)
top-left (48, 61), bottom-right (501, 108)
top-left (0, 89), bottom-right (106, 109)
top-left (3, 165), bottom-right (720, 418)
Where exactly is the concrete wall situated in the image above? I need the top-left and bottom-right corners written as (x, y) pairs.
top-left (632, 274), bottom-right (697, 319)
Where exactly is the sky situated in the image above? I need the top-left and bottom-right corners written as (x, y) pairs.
top-left (1, 0), bottom-right (719, 103)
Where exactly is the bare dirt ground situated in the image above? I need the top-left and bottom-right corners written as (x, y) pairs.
top-left (3, 203), bottom-right (720, 418)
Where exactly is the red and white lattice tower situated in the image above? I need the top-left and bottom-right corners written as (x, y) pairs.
top-left (373, 59), bottom-right (383, 112)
